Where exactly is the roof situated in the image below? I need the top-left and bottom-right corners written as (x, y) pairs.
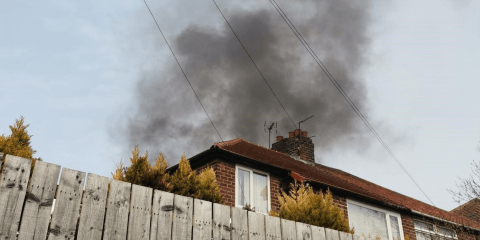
top-left (451, 198), bottom-right (480, 223)
top-left (214, 138), bottom-right (480, 229)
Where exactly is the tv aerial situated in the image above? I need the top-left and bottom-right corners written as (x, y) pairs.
top-left (264, 121), bottom-right (277, 149)
top-left (298, 115), bottom-right (314, 130)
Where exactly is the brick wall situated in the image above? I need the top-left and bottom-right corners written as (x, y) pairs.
top-left (401, 214), bottom-right (417, 240)
top-left (332, 194), bottom-right (349, 220)
top-left (270, 176), bottom-right (281, 212)
top-left (194, 159), bottom-right (282, 212)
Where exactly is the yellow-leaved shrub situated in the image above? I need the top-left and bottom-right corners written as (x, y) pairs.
top-left (112, 145), bottom-right (171, 191)
top-left (169, 155), bottom-right (199, 197)
top-left (270, 182), bottom-right (353, 233)
top-left (197, 166), bottom-right (223, 203)
top-left (113, 149), bottom-right (223, 203)
top-left (0, 116), bottom-right (42, 174)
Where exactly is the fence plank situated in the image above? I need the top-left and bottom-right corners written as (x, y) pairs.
top-left (172, 194), bottom-right (193, 240)
top-left (77, 174), bottom-right (109, 240)
top-left (248, 211), bottom-right (266, 240)
top-left (297, 222), bottom-right (312, 240)
top-left (231, 207), bottom-right (248, 240)
top-left (47, 168), bottom-right (85, 240)
top-left (0, 155), bottom-right (31, 240)
top-left (18, 161), bottom-right (61, 240)
top-left (103, 179), bottom-right (132, 240)
top-left (311, 226), bottom-right (326, 240)
top-left (193, 199), bottom-right (212, 240)
top-left (213, 203), bottom-right (231, 240)
top-left (127, 184), bottom-right (153, 240)
top-left (339, 232), bottom-right (353, 240)
top-left (265, 215), bottom-right (281, 240)
top-left (280, 219), bottom-right (296, 240)
top-left (325, 228), bottom-right (340, 240)
top-left (150, 190), bottom-right (174, 240)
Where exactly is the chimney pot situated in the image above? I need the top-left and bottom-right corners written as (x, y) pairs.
top-left (302, 131), bottom-right (308, 137)
top-left (294, 129), bottom-right (301, 136)
top-left (276, 136), bottom-right (283, 142)
top-left (289, 131), bottom-right (294, 138)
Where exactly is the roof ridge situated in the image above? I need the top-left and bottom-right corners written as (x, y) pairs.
top-left (216, 138), bottom-right (290, 156)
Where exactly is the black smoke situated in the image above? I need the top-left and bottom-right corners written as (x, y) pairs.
top-left (115, 0), bottom-right (374, 165)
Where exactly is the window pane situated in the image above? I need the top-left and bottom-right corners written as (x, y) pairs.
top-left (390, 216), bottom-right (401, 240)
top-left (416, 232), bottom-right (433, 240)
top-left (438, 227), bottom-right (455, 238)
top-left (252, 172), bottom-right (268, 213)
top-left (348, 203), bottom-right (389, 240)
top-left (414, 221), bottom-right (434, 231)
top-left (237, 169), bottom-right (250, 207)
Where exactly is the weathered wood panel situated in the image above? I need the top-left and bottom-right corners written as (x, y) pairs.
top-left (311, 226), bottom-right (326, 240)
top-left (77, 174), bottom-right (109, 240)
top-left (18, 161), bottom-right (61, 240)
top-left (352, 235), bottom-right (361, 240)
top-left (150, 190), bottom-right (174, 240)
top-left (325, 228), bottom-right (340, 240)
top-left (339, 232), bottom-right (353, 240)
top-left (265, 215), bottom-right (281, 240)
top-left (213, 203), bottom-right (231, 240)
top-left (297, 222), bottom-right (312, 240)
top-left (171, 194), bottom-right (193, 240)
top-left (231, 207), bottom-right (248, 240)
top-left (127, 184), bottom-right (153, 240)
top-left (103, 179), bottom-right (132, 240)
top-left (47, 168), bottom-right (86, 240)
top-left (248, 211), bottom-right (266, 240)
top-left (0, 155), bottom-right (31, 240)
top-left (280, 219), bottom-right (297, 240)
top-left (193, 199), bottom-right (212, 240)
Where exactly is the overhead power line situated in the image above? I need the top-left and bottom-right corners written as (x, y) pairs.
top-left (142, 0), bottom-right (223, 142)
top-left (211, 0), bottom-right (298, 130)
top-left (269, 0), bottom-right (436, 207)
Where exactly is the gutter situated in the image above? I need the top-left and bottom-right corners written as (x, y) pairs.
top-left (411, 210), bottom-right (480, 232)
top-left (304, 179), bottom-right (411, 213)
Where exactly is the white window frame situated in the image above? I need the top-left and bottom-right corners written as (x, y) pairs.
top-left (347, 199), bottom-right (405, 240)
top-left (235, 165), bottom-right (271, 213)
top-left (413, 219), bottom-right (458, 240)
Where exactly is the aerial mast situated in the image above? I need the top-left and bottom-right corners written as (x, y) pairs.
top-left (264, 121), bottom-right (277, 149)
top-left (298, 115), bottom-right (314, 130)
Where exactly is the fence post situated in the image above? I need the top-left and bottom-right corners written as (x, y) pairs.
top-left (103, 179), bottom-right (132, 240)
top-left (172, 194), bottom-right (193, 239)
top-left (47, 168), bottom-right (86, 240)
top-left (17, 161), bottom-right (60, 240)
top-left (77, 174), bottom-right (109, 240)
top-left (150, 190), bottom-right (174, 240)
top-left (0, 155), bottom-right (31, 240)
top-left (127, 184), bottom-right (153, 240)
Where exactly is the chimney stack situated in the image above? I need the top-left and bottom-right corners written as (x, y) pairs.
top-left (272, 129), bottom-right (314, 163)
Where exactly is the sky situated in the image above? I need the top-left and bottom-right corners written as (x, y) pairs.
top-left (1, 0), bottom-right (478, 211)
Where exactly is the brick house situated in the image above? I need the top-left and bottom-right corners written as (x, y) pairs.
top-left (167, 129), bottom-right (480, 240)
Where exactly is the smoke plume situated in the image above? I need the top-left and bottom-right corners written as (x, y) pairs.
top-left (116, 0), bottom-right (374, 165)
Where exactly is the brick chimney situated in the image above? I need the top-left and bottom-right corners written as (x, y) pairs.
top-left (272, 129), bottom-right (314, 163)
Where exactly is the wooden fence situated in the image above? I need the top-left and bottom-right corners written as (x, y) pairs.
top-left (0, 154), bottom-right (367, 240)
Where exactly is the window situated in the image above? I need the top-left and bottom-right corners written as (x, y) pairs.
top-left (414, 220), bottom-right (457, 240)
top-left (235, 165), bottom-right (270, 214)
top-left (347, 199), bottom-right (404, 240)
